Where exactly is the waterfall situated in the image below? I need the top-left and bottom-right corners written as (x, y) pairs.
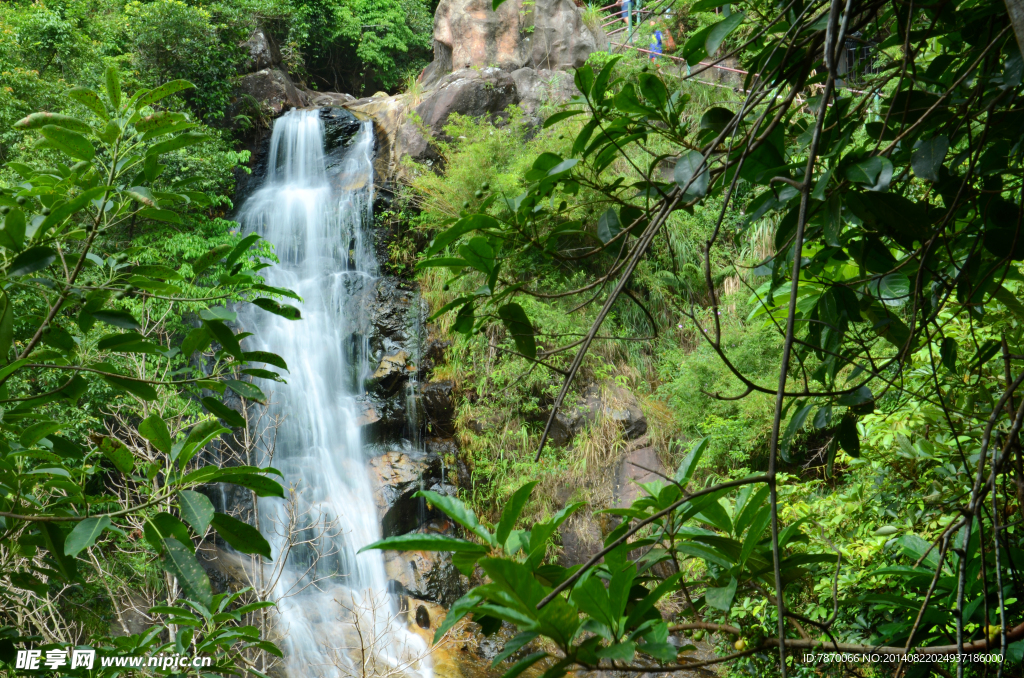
top-left (237, 109), bottom-right (431, 678)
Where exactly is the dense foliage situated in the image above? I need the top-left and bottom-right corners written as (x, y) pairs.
top-left (369, 0), bottom-right (1024, 675)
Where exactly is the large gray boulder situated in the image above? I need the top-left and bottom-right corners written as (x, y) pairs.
top-left (231, 68), bottom-right (308, 117)
top-left (428, 0), bottom-right (597, 82)
top-left (549, 381), bottom-right (648, 447)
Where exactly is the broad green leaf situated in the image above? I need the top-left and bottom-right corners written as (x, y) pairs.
top-left (1, 207), bottom-right (26, 251)
top-left (837, 414), bottom-right (860, 457)
top-left (597, 208), bottom-right (621, 244)
top-left (41, 523), bottom-right (78, 581)
top-left (360, 533), bottom-right (490, 553)
top-left (674, 436), bottom-right (709, 484)
top-left (496, 481), bottom-right (538, 548)
top-left (705, 12), bottom-right (745, 57)
top-left (425, 214), bottom-right (500, 257)
top-left (8, 246), bottom-right (56, 277)
top-left (98, 436), bottom-right (134, 473)
top-left (178, 490), bottom-right (215, 534)
top-left (20, 420), bottom-right (61, 447)
top-left (252, 297), bottom-right (301, 320)
top-left (204, 319), bottom-right (243, 360)
top-left (911, 135), bottom-right (948, 182)
top-left (135, 80), bottom-right (195, 109)
top-left (700, 107), bottom-right (734, 134)
top-left (105, 65), bottom-right (122, 110)
top-left (146, 132), bottom-right (210, 158)
top-left (160, 537), bottom-right (212, 607)
top-left (65, 517), bottom-right (112, 557)
top-left (40, 125), bottom-right (95, 161)
top-left (225, 233), bottom-right (261, 267)
top-left (415, 490), bottom-right (494, 545)
top-left (201, 396), bottom-right (246, 427)
top-left (225, 379), bottom-right (266, 403)
top-left (14, 113), bottom-right (91, 134)
top-left (177, 418), bottom-right (229, 466)
top-left (102, 374), bottom-right (158, 401)
top-left (37, 186), bottom-right (110, 238)
top-left (68, 86), bottom-right (109, 120)
top-left (242, 351), bottom-right (288, 371)
top-left (192, 244), bottom-right (232, 275)
top-left (780, 403), bottom-right (813, 462)
top-left (497, 303), bottom-right (536, 360)
top-left (674, 151), bottom-right (709, 199)
top-left (210, 513), bottom-right (272, 559)
top-left (92, 310), bottom-right (141, 330)
top-left (220, 474), bottom-right (284, 498)
top-left (705, 576), bottom-right (737, 611)
top-left (139, 414), bottom-right (172, 454)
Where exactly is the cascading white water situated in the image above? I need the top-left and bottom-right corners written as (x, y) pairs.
top-left (237, 109), bottom-right (430, 678)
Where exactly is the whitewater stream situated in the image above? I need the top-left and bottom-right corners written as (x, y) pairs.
top-left (236, 109), bottom-right (431, 678)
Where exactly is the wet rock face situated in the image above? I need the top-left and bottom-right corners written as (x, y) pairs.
top-left (384, 520), bottom-right (467, 607)
top-left (421, 380), bottom-right (456, 436)
top-left (368, 448), bottom-right (452, 536)
top-left (321, 107), bottom-right (362, 154)
top-left (549, 381), bottom-right (648, 446)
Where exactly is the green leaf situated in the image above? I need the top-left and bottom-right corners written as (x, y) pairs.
top-left (177, 418), bottom-right (229, 466)
top-left (192, 243), bottom-right (233, 275)
top-left (181, 326), bottom-right (212, 357)
top-left (105, 65), bottom-right (122, 110)
top-left (700, 107), bottom-right (734, 134)
top-left (40, 125), bottom-right (95, 161)
top-left (20, 420), bottom-right (61, 447)
top-left (597, 208), bottom-right (621, 244)
top-left (911, 135), bottom-right (948, 182)
top-left (674, 151), bottom-right (709, 199)
top-left (138, 208), bottom-right (182, 224)
top-left (415, 490), bottom-right (494, 545)
top-left (425, 214), bottom-right (500, 257)
top-left (14, 112), bottom-right (91, 134)
top-left (496, 481), bottom-right (538, 548)
top-left (178, 490), bottom-right (215, 534)
top-left (705, 576), bottom-right (737, 611)
top-left (824, 192), bottom-right (842, 246)
top-left (359, 533), bottom-right (490, 553)
top-left (225, 233), bottom-right (261, 267)
top-left (146, 132), bottom-right (210, 158)
top-left (674, 437), bottom-right (709, 484)
top-left (135, 80), bottom-right (194, 109)
top-left (1, 207), bottom-right (26, 251)
top-left (210, 513), bottom-right (272, 559)
top-left (780, 403), bottom-right (813, 462)
top-left (37, 186), bottom-right (109, 238)
top-left (220, 474), bottom-right (285, 498)
top-left (497, 303), bottom-right (536, 360)
top-left (160, 537), bottom-right (212, 607)
top-left (705, 12), bottom-right (745, 57)
top-left (8, 246), bottom-right (56, 276)
top-left (65, 517), bottom-right (112, 557)
top-left (242, 351), bottom-right (288, 371)
top-left (139, 415), bottom-right (172, 454)
top-left (98, 436), bottom-right (134, 473)
top-left (201, 396), bottom-right (246, 427)
top-left (939, 336), bottom-right (957, 371)
top-left (68, 86), bottom-right (109, 120)
top-left (837, 413), bottom-right (860, 458)
top-left (102, 374), bottom-right (158, 401)
top-left (204, 319), bottom-right (243, 360)
top-left (225, 379), bottom-right (266, 403)
top-left (845, 157), bottom-right (883, 185)
top-left (543, 110), bottom-right (584, 128)
top-left (41, 522), bottom-right (78, 581)
top-left (252, 297), bottom-right (301, 320)
top-left (92, 310), bottom-right (141, 330)
top-left (0, 289), bottom-right (14, 363)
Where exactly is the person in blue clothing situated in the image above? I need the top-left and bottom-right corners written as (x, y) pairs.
top-left (650, 30), bottom-right (663, 60)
